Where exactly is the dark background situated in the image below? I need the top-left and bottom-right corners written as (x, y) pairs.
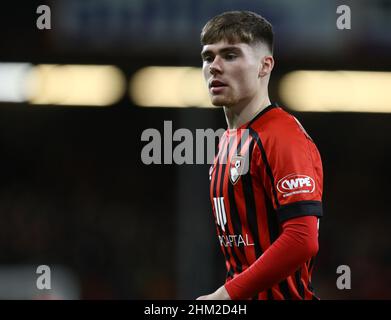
top-left (0, 0), bottom-right (390, 299)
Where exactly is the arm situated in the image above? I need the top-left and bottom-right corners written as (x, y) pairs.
top-left (196, 215), bottom-right (319, 300)
top-left (225, 215), bottom-right (319, 300)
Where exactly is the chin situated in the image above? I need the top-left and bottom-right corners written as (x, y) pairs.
top-left (211, 96), bottom-right (232, 107)
top-left (211, 101), bottom-right (225, 107)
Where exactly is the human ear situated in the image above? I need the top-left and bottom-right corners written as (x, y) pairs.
top-left (259, 55), bottom-right (274, 78)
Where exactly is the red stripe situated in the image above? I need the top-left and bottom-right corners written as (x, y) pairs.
top-left (286, 276), bottom-right (301, 300)
top-left (271, 286), bottom-right (284, 300)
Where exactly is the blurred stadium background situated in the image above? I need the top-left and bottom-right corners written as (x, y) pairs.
top-left (0, 0), bottom-right (390, 299)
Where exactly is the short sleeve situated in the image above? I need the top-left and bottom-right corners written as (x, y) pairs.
top-left (252, 116), bottom-right (323, 223)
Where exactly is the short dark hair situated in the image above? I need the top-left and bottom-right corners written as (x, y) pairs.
top-left (200, 11), bottom-right (274, 53)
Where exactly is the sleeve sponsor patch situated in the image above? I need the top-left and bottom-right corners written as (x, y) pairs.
top-left (276, 173), bottom-right (315, 198)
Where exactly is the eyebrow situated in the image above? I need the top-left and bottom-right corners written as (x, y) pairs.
top-left (201, 46), bottom-right (242, 58)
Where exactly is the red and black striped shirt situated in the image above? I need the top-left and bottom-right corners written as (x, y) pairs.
top-left (209, 103), bottom-right (323, 300)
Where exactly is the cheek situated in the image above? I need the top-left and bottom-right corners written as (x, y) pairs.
top-left (236, 70), bottom-right (258, 93)
top-left (202, 67), bottom-right (209, 81)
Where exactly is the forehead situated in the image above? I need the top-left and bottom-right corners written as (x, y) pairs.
top-left (201, 40), bottom-right (251, 55)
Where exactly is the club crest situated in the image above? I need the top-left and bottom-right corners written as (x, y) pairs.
top-left (229, 155), bottom-right (246, 185)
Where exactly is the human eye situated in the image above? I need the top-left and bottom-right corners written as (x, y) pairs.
top-left (202, 55), bottom-right (214, 63)
top-left (225, 52), bottom-right (238, 61)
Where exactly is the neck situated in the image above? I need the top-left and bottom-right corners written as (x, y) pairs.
top-left (224, 93), bottom-right (271, 130)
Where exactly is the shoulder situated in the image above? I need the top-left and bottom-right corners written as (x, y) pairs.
top-left (249, 105), bottom-right (309, 146)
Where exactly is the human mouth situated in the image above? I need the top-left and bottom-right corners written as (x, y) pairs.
top-left (209, 79), bottom-right (227, 94)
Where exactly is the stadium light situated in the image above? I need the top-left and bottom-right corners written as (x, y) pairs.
top-left (0, 63), bottom-right (33, 102)
top-left (279, 70), bottom-right (391, 113)
top-left (28, 64), bottom-right (126, 106)
top-left (0, 63), bottom-right (125, 106)
top-left (130, 66), bottom-right (213, 108)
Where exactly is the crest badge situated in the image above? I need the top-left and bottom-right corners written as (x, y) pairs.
top-left (229, 155), bottom-right (246, 185)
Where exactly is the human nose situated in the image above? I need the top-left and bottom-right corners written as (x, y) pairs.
top-left (209, 56), bottom-right (222, 75)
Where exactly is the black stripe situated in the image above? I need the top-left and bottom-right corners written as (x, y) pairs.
top-left (247, 103), bottom-right (278, 127)
top-left (308, 257), bottom-right (314, 271)
top-left (249, 129), bottom-right (280, 208)
top-left (309, 256), bottom-right (316, 273)
top-left (278, 280), bottom-right (292, 300)
top-left (267, 289), bottom-right (274, 300)
top-left (226, 266), bottom-right (235, 280)
top-left (277, 201), bottom-right (323, 223)
top-left (295, 268), bottom-right (305, 299)
top-left (241, 139), bottom-right (264, 259)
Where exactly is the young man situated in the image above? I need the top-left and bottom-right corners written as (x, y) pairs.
top-left (197, 11), bottom-right (323, 300)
